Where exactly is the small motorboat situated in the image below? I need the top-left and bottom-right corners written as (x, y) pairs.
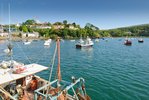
top-left (23, 41), bottom-right (31, 45)
top-left (76, 36), bottom-right (94, 48)
top-left (124, 39), bottom-right (132, 45)
top-left (23, 39), bottom-right (32, 45)
top-left (44, 39), bottom-right (52, 46)
top-left (95, 39), bottom-right (99, 42)
top-left (70, 40), bottom-right (75, 42)
top-left (138, 38), bottom-right (144, 43)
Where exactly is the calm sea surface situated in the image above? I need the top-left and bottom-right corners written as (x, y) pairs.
top-left (0, 38), bottom-right (149, 100)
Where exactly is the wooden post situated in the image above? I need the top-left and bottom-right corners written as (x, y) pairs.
top-left (57, 37), bottom-right (61, 82)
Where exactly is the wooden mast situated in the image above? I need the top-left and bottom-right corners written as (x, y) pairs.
top-left (57, 37), bottom-right (61, 81)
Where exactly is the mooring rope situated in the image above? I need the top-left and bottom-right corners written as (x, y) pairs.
top-left (49, 43), bottom-right (57, 82)
top-left (35, 45), bottom-right (50, 64)
top-left (15, 42), bottom-right (32, 64)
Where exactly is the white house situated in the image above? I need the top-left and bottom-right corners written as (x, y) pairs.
top-left (0, 25), bottom-right (3, 33)
top-left (0, 32), bottom-right (9, 37)
top-left (16, 23), bottom-right (21, 27)
top-left (53, 25), bottom-right (64, 29)
top-left (22, 32), bottom-right (39, 38)
top-left (35, 26), bottom-right (51, 29)
top-left (69, 25), bottom-right (78, 30)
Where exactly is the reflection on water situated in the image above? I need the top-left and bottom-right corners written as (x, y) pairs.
top-left (76, 47), bottom-right (93, 51)
top-left (76, 47), bottom-right (93, 58)
top-left (44, 45), bottom-right (50, 48)
top-left (80, 47), bottom-right (93, 52)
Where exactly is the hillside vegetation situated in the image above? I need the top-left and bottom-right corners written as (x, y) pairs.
top-left (3, 19), bottom-right (149, 39)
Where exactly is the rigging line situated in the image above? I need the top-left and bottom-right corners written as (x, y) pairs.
top-left (46, 43), bottom-right (57, 95)
top-left (35, 44), bottom-right (51, 64)
top-left (14, 42), bottom-right (32, 64)
top-left (49, 43), bottom-right (57, 82)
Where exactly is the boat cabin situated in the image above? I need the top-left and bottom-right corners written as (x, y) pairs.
top-left (0, 63), bottom-right (48, 100)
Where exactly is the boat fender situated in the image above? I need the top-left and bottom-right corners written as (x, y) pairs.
top-left (82, 84), bottom-right (85, 91)
top-left (71, 76), bottom-right (76, 83)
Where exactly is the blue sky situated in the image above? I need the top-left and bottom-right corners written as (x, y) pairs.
top-left (0, 0), bottom-right (149, 29)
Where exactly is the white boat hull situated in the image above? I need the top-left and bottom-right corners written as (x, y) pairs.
top-left (44, 39), bottom-right (52, 46)
top-left (24, 41), bottom-right (31, 45)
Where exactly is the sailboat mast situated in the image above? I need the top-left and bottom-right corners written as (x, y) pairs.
top-left (0, 4), bottom-right (3, 31)
top-left (57, 37), bottom-right (61, 81)
top-left (8, 4), bottom-right (13, 64)
top-left (8, 4), bottom-right (11, 39)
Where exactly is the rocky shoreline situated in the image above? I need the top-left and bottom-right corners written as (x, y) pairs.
top-left (0, 36), bottom-right (45, 41)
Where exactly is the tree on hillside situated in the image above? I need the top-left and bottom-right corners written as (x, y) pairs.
top-left (23, 19), bottom-right (36, 25)
top-left (47, 22), bottom-right (51, 26)
top-left (85, 23), bottom-right (99, 30)
top-left (72, 22), bottom-right (76, 27)
top-left (19, 25), bottom-right (28, 32)
top-left (28, 27), bottom-right (33, 33)
top-left (101, 31), bottom-right (111, 37)
top-left (53, 22), bottom-right (63, 25)
top-left (63, 20), bottom-right (67, 25)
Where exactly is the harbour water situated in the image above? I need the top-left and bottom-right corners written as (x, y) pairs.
top-left (0, 38), bottom-right (149, 100)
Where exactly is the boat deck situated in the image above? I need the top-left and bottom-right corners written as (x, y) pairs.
top-left (0, 63), bottom-right (48, 85)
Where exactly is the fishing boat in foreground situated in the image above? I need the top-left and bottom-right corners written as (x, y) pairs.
top-left (76, 36), bottom-right (94, 48)
top-left (0, 38), bottom-right (90, 100)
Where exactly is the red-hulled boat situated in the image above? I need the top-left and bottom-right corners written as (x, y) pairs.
top-left (124, 40), bottom-right (132, 45)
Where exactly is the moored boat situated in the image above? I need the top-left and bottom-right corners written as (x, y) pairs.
top-left (124, 39), bottom-right (132, 45)
top-left (23, 41), bottom-right (31, 45)
top-left (44, 39), bottom-right (52, 46)
top-left (138, 38), bottom-right (144, 43)
top-left (95, 39), bottom-right (99, 42)
top-left (70, 40), bottom-right (75, 42)
top-left (76, 36), bottom-right (94, 48)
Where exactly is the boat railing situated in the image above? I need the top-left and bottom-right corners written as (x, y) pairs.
top-left (0, 85), bottom-right (17, 100)
top-left (34, 77), bottom-right (86, 100)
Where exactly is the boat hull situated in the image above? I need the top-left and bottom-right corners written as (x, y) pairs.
top-left (76, 44), bottom-right (93, 48)
top-left (124, 42), bottom-right (132, 45)
top-left (124, 40), bottom-right (132, 46)
top-left (24, 42), bottom-right (31, 45)
top-left (138, 40), bottom-right (144, 43)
